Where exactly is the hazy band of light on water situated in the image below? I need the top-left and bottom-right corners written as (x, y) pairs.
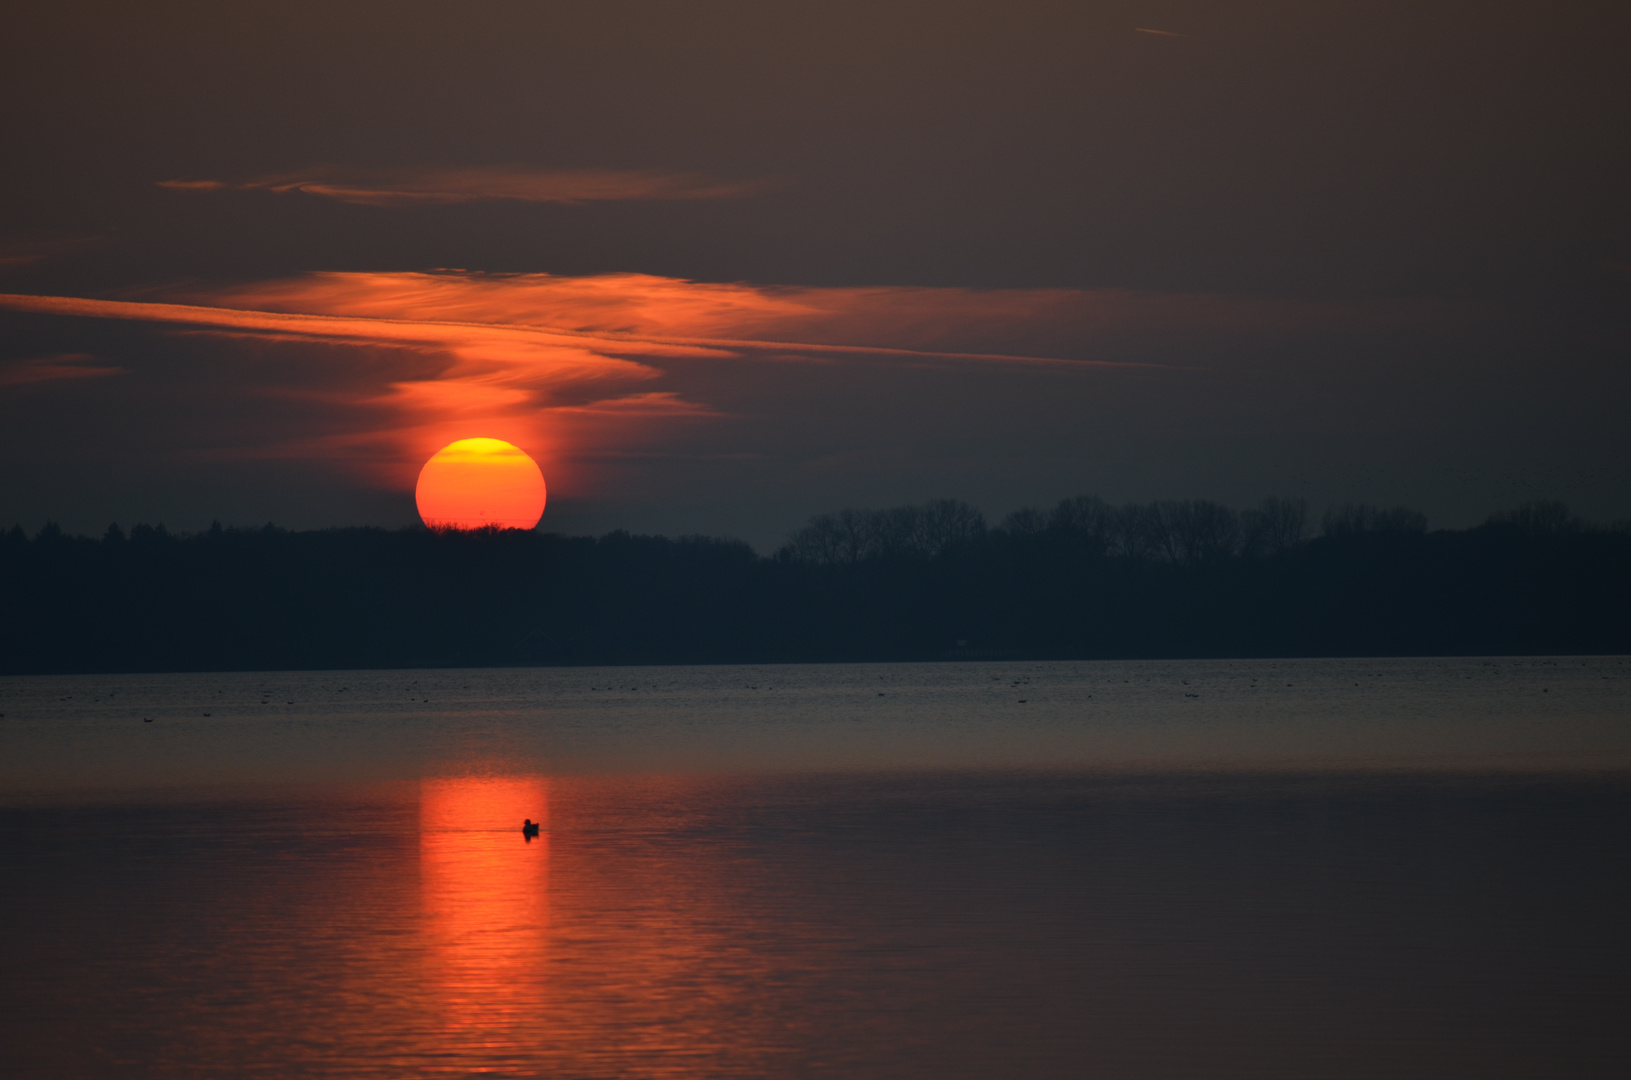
top-left (3, 656), bottom-right (1627, 799)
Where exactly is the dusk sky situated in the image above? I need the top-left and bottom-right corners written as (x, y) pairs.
top-left (3, 0), bottom-right (1627, 550)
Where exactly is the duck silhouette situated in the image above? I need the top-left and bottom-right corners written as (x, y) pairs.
top-left (521, 819), bottom-right (541, 841)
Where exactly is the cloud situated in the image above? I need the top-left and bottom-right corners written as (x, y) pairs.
top-left (554, 391), bottom-right (724, 418)
top-left (0, 235), bottom-right (103, 271)
top-left (0, 271), bottom-right (1454, 510)
top-left (157, 166), bottom-right (762, 207)
top-left (0, 288), bottom-right (716, 481)
top-left (0, 353), bottom-right (125, 389)
top-left (184, 270), bottom-right (1369, 366)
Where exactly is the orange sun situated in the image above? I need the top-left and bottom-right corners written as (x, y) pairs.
top-left (416, 438), bottom-right (547, 530)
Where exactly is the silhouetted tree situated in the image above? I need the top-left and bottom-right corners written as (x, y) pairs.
top-left (1179, 500), bottom-right (1240, 564)
top-left (1142, 500), bottom-right (1239, 565)
top-left (783, 498), bottom-right (985, 564)
top-left (1048, 496), bottom-right (1117, 558)
top-left (1322, 503), bottom-right (1428, 537)
top-left (1241, 497), bottom-right (1308, 556)
top-left (1486, 501), bottom-right (1580, 536)
top-left (785, 511), bottom-right (865, 565)
top-left (1001, 507), bottom-right (1049, 537)
top-left (1113, 503), bottom-right (1164, 561)
top-left (916, 498), bottom-right (987, 555)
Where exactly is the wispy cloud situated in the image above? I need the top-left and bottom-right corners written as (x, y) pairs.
top-left (1, 271), bottom-right (1431, 496)
top-left (0, 289), bottom-right (707, 475)
top-left (0, 353), bottom-right (125, 389)
top-left (186, 270), bottom-right (1394, 367)
top-left (0, 235), bottom-right (103, 271)
top-left (157, 166), bottom-right (762, 207)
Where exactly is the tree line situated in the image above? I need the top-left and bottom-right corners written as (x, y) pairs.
top-left (2, 498), bottom-right (1627, 674)
top-left (781, 495), bottom-right (1319, 566)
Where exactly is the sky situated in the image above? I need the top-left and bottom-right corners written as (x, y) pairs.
top-left (2, 0), bottom-right (1627, 550)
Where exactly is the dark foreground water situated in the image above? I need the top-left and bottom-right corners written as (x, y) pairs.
top-left (2, 658), bottom-right (1629, 1078)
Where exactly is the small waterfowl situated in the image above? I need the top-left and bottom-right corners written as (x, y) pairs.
top-left (521, 819), bottom-right (541, 840)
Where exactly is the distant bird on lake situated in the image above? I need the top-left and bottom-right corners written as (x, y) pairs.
top-left (522, 819), bottom-right (541, 840)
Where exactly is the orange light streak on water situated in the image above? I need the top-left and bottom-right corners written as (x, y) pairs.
top-left (419, 775), bottom-right (550, 1058)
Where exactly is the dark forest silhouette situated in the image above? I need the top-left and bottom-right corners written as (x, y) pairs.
top-left (3, 498), bottom-right (1627, 674)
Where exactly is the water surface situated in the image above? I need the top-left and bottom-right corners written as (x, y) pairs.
top-left (2, 658), bottom-right (1628, 1078)
top-left (4, 656), bottom-right (1627, 795)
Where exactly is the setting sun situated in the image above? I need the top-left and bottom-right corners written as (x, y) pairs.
top-left (416, 438), bottom-right (547, 530)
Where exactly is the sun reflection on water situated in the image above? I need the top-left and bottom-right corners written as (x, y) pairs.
top-left (420, 775), bottom-right (550, 1056)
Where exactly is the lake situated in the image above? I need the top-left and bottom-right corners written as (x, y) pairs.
top-left (2, 657), bottom-right (1629, 1078)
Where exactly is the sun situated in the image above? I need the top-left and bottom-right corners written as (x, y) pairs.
top-left (416, 438), bottom-right (547, 530)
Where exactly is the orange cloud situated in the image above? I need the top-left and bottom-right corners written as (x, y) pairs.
top-left (0, 235), bottom-right (103, 270)
top-left (0, 289), bottom-right (725, 486)
top-left (189, 270), bottom-right (1398, 365)
top-left (157, 166), bottom-right (761, 207)
top-left (553, 391), bottom-right (724, 418)
top-left (0, 353), bottom-right (125, 389)
top-left (3, 271), bottom-right (1435, 502)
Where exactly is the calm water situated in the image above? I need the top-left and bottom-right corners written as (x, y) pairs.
top-left (2, 658), bottom-right (1629, 1078)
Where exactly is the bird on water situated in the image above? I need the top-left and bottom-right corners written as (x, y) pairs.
top-left (522, 819), bottom-right (541, 840)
